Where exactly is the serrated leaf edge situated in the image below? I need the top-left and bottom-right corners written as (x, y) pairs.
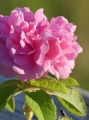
top-left (57, 88), bottom-right (86, 116)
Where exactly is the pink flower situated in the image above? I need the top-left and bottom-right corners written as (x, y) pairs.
top-left (0, 7), bottom-right (82, 82)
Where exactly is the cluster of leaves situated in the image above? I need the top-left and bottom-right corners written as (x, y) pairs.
top-left (0, 77), bottom-right (86, 120)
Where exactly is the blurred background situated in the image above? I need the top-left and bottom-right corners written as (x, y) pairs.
top-left (0, 0), bottom-right (89, 90)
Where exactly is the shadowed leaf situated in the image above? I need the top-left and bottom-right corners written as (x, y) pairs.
top-left (0, 80), bottom-right (22, 111)
top-left (5, 97), bottom-right (15, 112)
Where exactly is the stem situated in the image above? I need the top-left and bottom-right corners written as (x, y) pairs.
top-left (23, 104), bottom-right (34, 120)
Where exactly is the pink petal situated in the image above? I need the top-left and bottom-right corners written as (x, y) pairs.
top-left (35, 8), bottom-right (47, 22)
top-left (14, 54), bottom-right (30, 65)
top-left (34, 40), bottom-right (49, 65)
top-left (0, 63), bottom-right (16, 77)
top-left (1, 57), bottom-right (13, 67)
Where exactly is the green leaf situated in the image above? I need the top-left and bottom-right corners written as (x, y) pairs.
top-left (60, 77), bottom-right (79, 87)
top-left (0, 79), bottom-right (23, 89)
top-left (25, 91), bottom-right (56, 120)
top-left (5, 97), bottom-right (15, 112)
top-left (25, 77), bottom-right (67, 94)
top-left (58, 117), bottom-right (72, 120)
top-left (0, 80), bottom-right (22, 111)
top-left (0, 86), bottom-right (19, 111)
top-left (57, 87), bottom-right (86, 116)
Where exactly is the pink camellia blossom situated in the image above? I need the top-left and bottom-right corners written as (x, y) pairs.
top-left (0, 7), bottom-right (82, 82)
